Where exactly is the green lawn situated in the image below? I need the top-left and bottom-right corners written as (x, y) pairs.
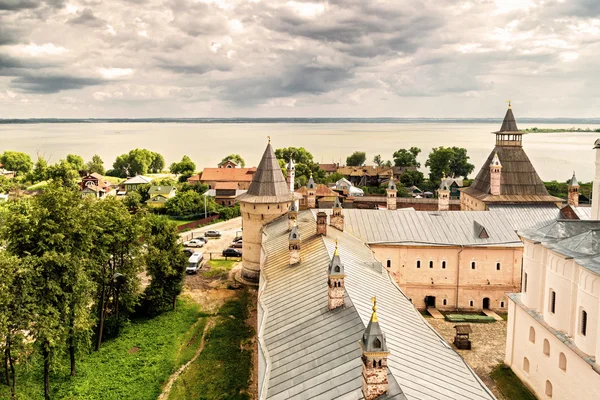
top-left (202, 259), bottom-right (238, 279)
top-left (490, 364), bottom-right (536, 400)
top-left (26, 180), bottom-right (49, 190)
top-left (168, 290), bottom-right (253, 400)
top-left (167, 216), bottom-right (200, 226)
top-left (0, 299), bottom-right (205, 400)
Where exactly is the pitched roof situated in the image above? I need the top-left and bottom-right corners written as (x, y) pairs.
top-left (337, 165), bottom-right (393, 177)
top-left (200, 167), bottom-right (256, 182)
top-left (214, 182), bottom-right (239, 190)
top-left (488, 204), bottom-right (563, 231)
top-left (237, 143), bottom-right (292, 204)
top-left (258, 210), bottom-right (496, 399)
top-left (296, 183), bottom-right (339, 198)
top-left (148, 185), bottom-right (176, 195)
top-left (319, 163), bottom-right (338, 173)
top-left (123, 175), bottom-right (153, 185)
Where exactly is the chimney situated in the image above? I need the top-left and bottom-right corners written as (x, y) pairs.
top-left (386, 179), bottom-right (397, 211)
top-left (328, 240), bottom-right (345, 310)
top-left (288, 221), bottom-right (301, 265)
top-left (316, 211), bottom-right (327, 236)
top-left (437, 175), bottom-right (450, 212)
top-left (307, 173), bottom-right (317, 209)
top-left (489, 153), bottom-right (502, 196)
top-left (568, 171), bottom-right (579, 207)
top-left (593, 139), bottom-right (600, 219)
top-left (360, 297), bottom-right (390, 400)
top-left (330, 196), bottom-right (344, 231)
top-left (288, 201), bottom-right (298, 231)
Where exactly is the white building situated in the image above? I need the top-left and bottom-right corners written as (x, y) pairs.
top-left (504, 139), bottom-right (600, 399)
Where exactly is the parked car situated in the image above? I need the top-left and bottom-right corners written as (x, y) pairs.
top-left (222, 248), bottom-right (242, 257)
top-left (204, 230), bottom-right (222, 238)
top-left (183, 248), bottom-right (194, 257)
top-left (184, 239), bottom-right (205, 248)
top-left (186, 252), bottom-right (204, 274)
top-left (233, 236), bottom-right (242, 242)
top-left (230, 241), bottom-right (242, 249)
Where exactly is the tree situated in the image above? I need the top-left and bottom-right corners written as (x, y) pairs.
top-left (275, 147), bottom-right (314, 165)
top-left (0, 151), bottom-right (33, 176)
top-left (425, 146), bottom-right (475, 183)
top-left (143, 216), bottom-right (186, 315)
top-left (373, 155), bottom-right (384, 167)
top-left (110, 149), bottom-right (165, 178)
top-left (149, 153), bottom-right (165, 173)
top-left (46, 159), bottom-right (80, 189)
top-left (346, 151), bottom-right (366, 166)
top-left (86, 154), bottom-right (105, 175)
top-left (220, 154), bottom-right (246, 168)
top-left (275, 147), bottom-right (325, 187)
top-left (169, 155), bottom-right (196, 175)
top-left (393, 147), bottom-right (421, 168)
top-left (66, 154), bottom-right (85, 171)
top-left (399, 170), bottom-right (424, 187)
top-left (165, 190), bottom-right (218, 216)
top-left (326, 172), bottom-right (345, 184)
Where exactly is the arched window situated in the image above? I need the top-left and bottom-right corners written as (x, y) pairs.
top-left (442, 261), bottom-right (446, 269)
top-left (429, 260), bottom-right (433, 269)
top-left (543, 339), bottom-right (550, 356)
top-left (496, 262), bottom-right (501, 270)
top-left (443, 299), bottom-right (447, 306)
top-left (374, 338), bottom-right (381, 348)
top-left (529, 326), bottom-right (536, 343)
top-left (378, 360), bottom-right (382, 367)
top-left (559, 352), bottom-right (567, 372)
top-left (416, 260), bottom-right (421, 269)
top-left (373, 360), bottom-right (377, 368)
top-left (549, 290), bottom-right (556, 314)
top-left (545, 380), bottom-right (553, 398)
top-left (471, 261), bottom-right (476, 269)
top-left (500, 301), bottom-right (505, 308)
top-left (469, 300), bottom-right (474, 307)
top-left (387, 260), bottom-right (391, 268)
top-left (523, 357), bottom-right (530, 373)
top-left (335, 266), bottom-right (340, 273)
top-left (581, 309), bottom-right (588, 336)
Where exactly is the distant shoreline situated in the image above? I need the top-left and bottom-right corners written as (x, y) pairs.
top-left (2, 117), bottom-right (600, 125)
top-left (521, 127), bottom-right (600, 133)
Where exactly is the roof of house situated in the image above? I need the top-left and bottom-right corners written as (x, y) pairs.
top-left (335, 177), bottom-right (352, 187)
top-left (258, 210), bottom-right (496, 399)
top-left (319, 163), bottom-right (338, 173)
top-left (237, 143), bottom-right (292, 204)
top-left (337, 166), bottom-right (394, 177)
top-left (200, 167), bottom-right (256, 182)
top-left (147, 195), bottom-right (169, 203)
top-left (203, 189), bottom-right (247, 198)
top-left (123, 175), bottom-right (153, 185)
top-left (296, 183), bottom-right (339, 198)
top-left (324, 209), bottom-right (522, 247)
top-left (214, 182), bottom-right (239, 190)
top-left (148, 185), bottom-right (176, 195)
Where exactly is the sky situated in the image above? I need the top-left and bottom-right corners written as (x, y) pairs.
top-left (1, 0), bottom-right (600, 118)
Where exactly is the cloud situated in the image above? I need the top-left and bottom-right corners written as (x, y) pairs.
top-left (11, 74), bottom-right (104, 93)
top-left (98, 67), bottom-right (134, 79)
top-left (68, 8), bottom-right (105, 27)
top-left (0, 0), bottom-right (63, 10)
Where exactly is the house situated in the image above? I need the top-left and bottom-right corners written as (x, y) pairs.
top-left (318, 163), bottom-right (339, 176)
top-left (0, 164), bottom-right (15, 179)
top-left (337, 165), bottom-right (394, 187)
top-left (335, 177), bottom-right (364, 197)
top-left (121, 175), bottom-right (152, 194)
top-left (80, 173), bottom-right (112, 199)
top-left (408, 185), bottom-right (422, 197)
top-left (203, 182), bottom-right (245, 206)
top-left (218, 159), bottom-right (239, 169)
top-left (257, 208), bottom-right (496, 399)
top-left (190, 165), bottom-right (257, 190)
top-left (392, 166), bottom-right (418, 181)
top-left (146, 185), bottom-right (177, 208)
top-left (295, 175), bottom-right (339, 209)
top-left (441, 177), bottom-right (463, 198)
top-left (460, 104), bottom-right (562, 210)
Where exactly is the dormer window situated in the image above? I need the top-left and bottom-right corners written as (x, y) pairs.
top-left (374, 338), bottom-right (381, 348)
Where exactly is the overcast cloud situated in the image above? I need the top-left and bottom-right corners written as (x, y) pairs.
top-left (0, 0), bottom-right (599, 118)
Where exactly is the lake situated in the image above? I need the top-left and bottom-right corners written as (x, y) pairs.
top-left (0, 122), bottom-right (598, 181)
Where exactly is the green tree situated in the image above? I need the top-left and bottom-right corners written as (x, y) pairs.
top-left (425, 146), bottom-right (475, 183)
top-left (28, 155), bottom-right (49, 183)
top-left (169, 155), bottom-right (196, 175)
top-left (373, 155), bottom-right (383, 166)
top-left (143, 216), bottom-right (186, 315)
top-left (275, 147), bottom-right (314, 165)
top-left (346, 151), bottom-right (366, 166)
top-left (110, 149), bottom-right (165, 178)
top-left (46, 159), bottom-right (80, 189)
top-left (0, 151), bottom-right (33, 176)
top-left (220, 154), bottom-right (246, 168)
top-left (326, 172), bottom-right (346, 184)
top-left (393, 147), bottom-right (421, 168)
top-left (399, 170), bottom-right (424, 187)
top-left (149, 153), bottom-right (165, 173)
top-left (66, 154), bottom-right (85, 171)
top-left (86, 154), bottom-right (105, 175)
top-left (275, 147), bottom-right (325, 187)
top-left (164, 190), bottom-right (218, 216)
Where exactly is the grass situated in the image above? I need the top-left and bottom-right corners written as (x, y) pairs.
top-left (103, 176), bottom-right (124, 184)
top-left (167, 216), bottom-right (200, 226)
top-left (0, 298), bottom-right (205, 400)
top-left (168, 290), bottom-right (254, 400)
top-left (26, 180), bottom-right (49, 190)
top-left (490, 364), bottom-right (536, 400)
top-left (202, 259), bottom-right (238, 279)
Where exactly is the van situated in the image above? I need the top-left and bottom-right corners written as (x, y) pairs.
top-left (186, 252), bottom-right (204, 274)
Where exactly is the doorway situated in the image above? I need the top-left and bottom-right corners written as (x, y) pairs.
top-left (425, 296), bottom-right (436, 308)
top-left (483, 297), bottom-right (490, 309)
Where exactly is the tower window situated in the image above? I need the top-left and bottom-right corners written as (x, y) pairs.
top-left (471, 261), bottom-right (476, 269)
top-left (443, 299), bottom-right (447, 306)
top-left (442, 261), bottom-right (446, 269)
top-left (496, 262), bottom-right (501, 270)
top-left (500, 301), bottom-right (505, 308)
top-left (549, 290), bottom-right (556, 314)
top-left (581, 310), bottom-right (588, 336)
top-left (545, 380), bottom-right (553, 398)
top-left (387, 260), bottom-right (391, 268)
top-left (543, 339), bottom-right (550, 356)
top-left (429, 260), bottom-right (433, 269)
top-left (416, 260), bottom-right (421, 269)
top-left (469, 300), bottom-right (474, 307)
top-left (529, 326), bottom-right (535, 343)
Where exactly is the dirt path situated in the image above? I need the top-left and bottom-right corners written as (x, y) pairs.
top-left (158, 318), bottom-right (216, 400)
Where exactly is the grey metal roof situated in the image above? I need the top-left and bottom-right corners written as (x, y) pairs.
top-left (258, 211), bottom-right (496, 400)
top-left (488, 204), bottom-right (563, 231)
top-left (574, 206), bottom-right (591, 220)
top-left (567, 172), bottom-right (579, 187)
top-left (329, 209), bottom-right (522, 247)
top-left (123, 175), bottom-right (152, 185)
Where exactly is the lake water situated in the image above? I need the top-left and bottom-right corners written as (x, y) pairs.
top-left (0, 122), bottom-right (598, 182)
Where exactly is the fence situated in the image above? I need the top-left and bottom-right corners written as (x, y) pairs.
top-left (176, 214), bottom-right (220, 233)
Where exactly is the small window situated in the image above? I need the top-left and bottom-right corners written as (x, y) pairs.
top-left (500, 301), bottom-right (505, 308)
top-left (496, 262), bottom-right (501, 270)
top-left (529, 326), bottom-right (536, 343)
top-left (443, 299), bottom-right (447, 306)
top-left (429, 260), bottom-right (433, 269)
top-left (523, 357), bottom-right (530, 373)
top-left (543, 339), bottom-right (550, 356)
top-left (387, 260), bottom-right (391, 268)
top-left (442, 261), bottom-right (446, 269)
top-left (524, 273), bottom-right (528, 293)
top-left (471, 261), bottom-right (476, 270)
top-left (559, 352), bottom-right (567, 372)
top-left (545, 380), bottom-right (553, 398)
top-left (581, 310), bottom-right (588, 336)
top-left (417, 260), bottom-right (421, 269)
top-left (469, 300), bottom-right (474, 307)
top-left (549, 290), bottom-right (556, 314)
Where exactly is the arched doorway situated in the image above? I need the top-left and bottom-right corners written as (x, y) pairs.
top-left (483, 297), bottom-right (490, 309)
top-left (425, 296), bottom-right (436, 308)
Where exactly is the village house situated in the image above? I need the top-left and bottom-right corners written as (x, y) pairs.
top-left (337, 165), bottom-right (394, 187)
top-left (202, 182), bottom-right (247, 206)
top-left (120, 175), bottom-right (153, 195)
top-left (188, 160), bottom-right (257, 190)
top-left (334, 177), bottom-right (364, 197)
top-left (145, 185), bottom-right (177, 208)
top-left (318, 162), bottom-right (339, 176)
top-left (80, 172), bottom-right (112, 199)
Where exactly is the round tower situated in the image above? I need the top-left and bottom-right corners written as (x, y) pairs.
top-left (237, 139), bottom-right (293, 285)
top-left (286, 155), bottom-right (295, 192)
top-left (568, 171), bottom-right (579, 207)
top-left (438, 174), bottom-right (450, 211)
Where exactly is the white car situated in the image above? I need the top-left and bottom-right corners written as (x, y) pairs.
top-left (184, 239), bottom-right (205, 248)
top-left (186, 252), bottom-right (204, 274)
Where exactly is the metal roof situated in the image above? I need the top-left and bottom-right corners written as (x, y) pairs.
top-left (330, 209), bottom-right (522, 247)
top-left (122, 175), bottom-right (153, 185)
top-left (487, 204), bottom-right (563, 231)
top-left (258, 211), bottom-right (496, 400)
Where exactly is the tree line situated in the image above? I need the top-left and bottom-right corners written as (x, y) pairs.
top-left (0, 187), bottom-right (186, 399)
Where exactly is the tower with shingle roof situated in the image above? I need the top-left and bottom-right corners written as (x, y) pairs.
top-left (386, 178), bottom-right (397, 210)
top-left (568, 171), bottom-right (579, 207)
top-left (288, 221), bottom-right (301, 265)
top-left (360, 297), bottom-right (390, 400)
top-left (330, 196), bottom-right (344, 231)
top-left (236, 139), bottom-right (293, 284)
top-left (306, 173), bottom-right (317, 208)
top-left (328, 241), bottom-right (345, 310)
top-left (438, 174), bottom-right (450, 211)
